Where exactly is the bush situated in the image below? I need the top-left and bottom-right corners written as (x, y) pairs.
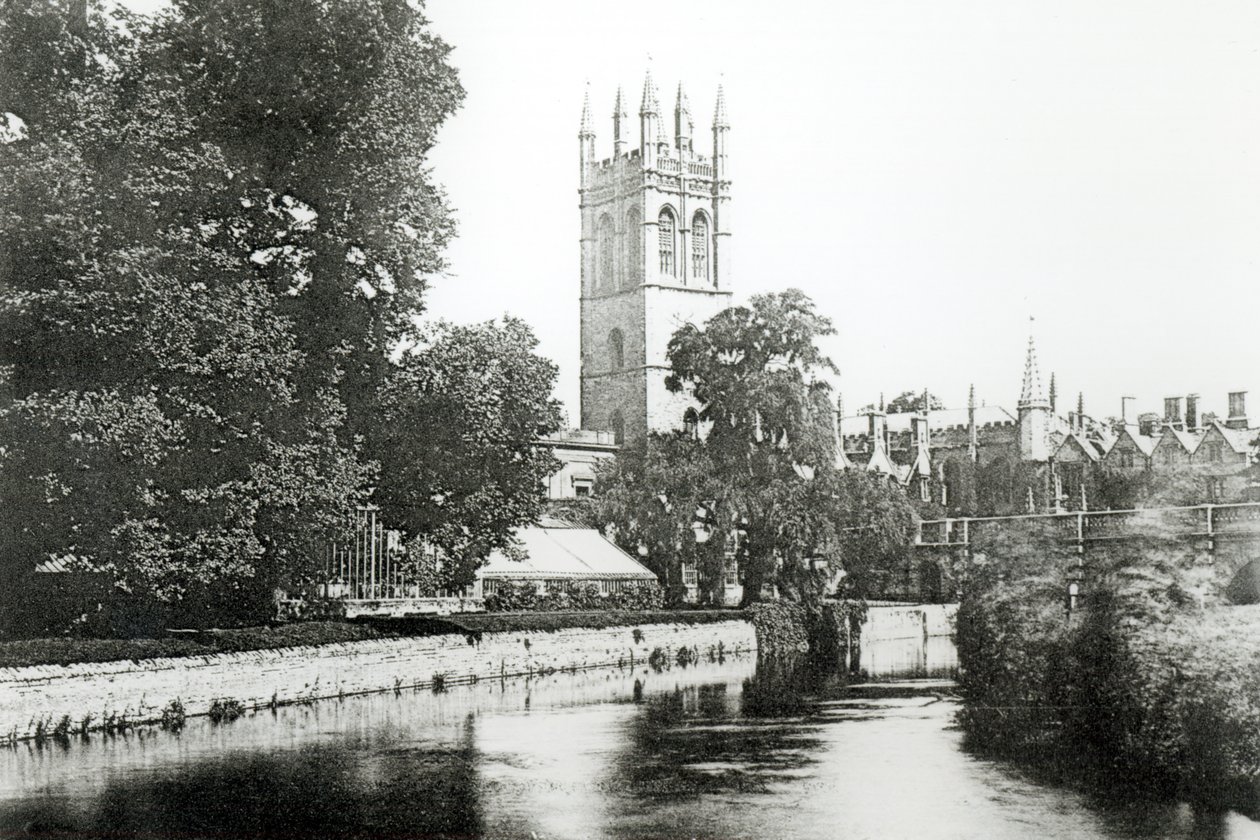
top-left (748, 602), bottom-right (809, 657)
top-left (160, 699), bottom-right (186, 731)
top-left (207, 698), bottom-right (245, 724)
top-left (447, 610), bottom-right (741, 635)
top-left (0, 637), bottom-right (208, 668)
top-left (955, 522), bottom-right (1260, 807)
top-left (0, 621), bottom-right (382, 668)
top-left (482, 580), bottom-right (663, 613)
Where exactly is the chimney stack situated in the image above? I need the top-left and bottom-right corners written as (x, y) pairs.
top-left (1185, 394), bottom-right (1199, 433)
top-left (1163, 397), bottom-right (1184, 431)
top-left (1227, 391), bottom-right (1249, 430)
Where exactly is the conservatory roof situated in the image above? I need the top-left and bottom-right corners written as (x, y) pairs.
top-left (477, 523), bottom-right (657, 581)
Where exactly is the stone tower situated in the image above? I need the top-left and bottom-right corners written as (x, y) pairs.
top-left (1017, 332), bottom-right (1052, 462)
top-left (578, 73), bottom-right (733, 448)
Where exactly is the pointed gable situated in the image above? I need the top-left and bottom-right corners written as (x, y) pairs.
top-left (1103, 426), bottom-right (1155, 469)
top-left (1055, 432), bottom-right (1101, 463)
top-left (1192, 421), bottom-right (1254, 467)
top-left (1152, 427), bottom-right (1200, 467)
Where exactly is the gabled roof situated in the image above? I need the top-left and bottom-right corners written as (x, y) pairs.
top-left (909, 444), bottom-right (932, 478)
top-left (1105, 426), bottom-right (1157, 458)
top-left (1055, 432), bottom-right (1104, 463)
top-left (1196, 421), bottom-right (1256, 455)
top-left (1154, 427), bottom-right (1202, 455)
top-left (835, 443), bottom-right (854, 470)
top-left (478, 523), bottom-right (657, 581)
top-left (865, 443), bottom-right (896, 475)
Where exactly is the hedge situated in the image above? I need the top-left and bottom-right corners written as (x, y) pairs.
top-left (0, 612), bottom-right (752, 668)
top-left (0, 622), bottom-right (385, 669)
top-left (445, 609), bottom-right (745, 635)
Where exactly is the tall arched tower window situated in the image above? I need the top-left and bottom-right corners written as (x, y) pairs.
top-left (657, 208), bottom-right (676, 277)
top-left (598, 214), bottom-right (615, 290)
top-left (608, 328), bottom-right (624, 370)
top-left (623, 208), bottom-right (641, 289)
top-left (691, 212), bottom-right (709, 283)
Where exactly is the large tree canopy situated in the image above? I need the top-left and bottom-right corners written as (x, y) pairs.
top-left (373, 318), bottom-right (562, 590)
top-left (0, 0), bottom-right (557, 627)
top-left (598, 290), bottom-right (916, 606)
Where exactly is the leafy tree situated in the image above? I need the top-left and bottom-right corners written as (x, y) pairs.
top-left (884, 390), bottom-right (946, 414)
top-left (0, 0), bottom-right (497, 625)
top-left (828, 470), bottom-right (917, 598)
top-left (372, 318), bottom-right (563, 591)
top-left (664, 290), bottom-right (841, 604)
top-left (597, 290), bottom-right (919, 606)
top-left (1082, 465), bottom-right (1214, 511)
top-left (595, 434), bottom-right (723, 605)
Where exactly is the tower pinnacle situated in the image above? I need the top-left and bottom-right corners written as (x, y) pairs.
top-left (713, 84), bottom-right (729, 128)
top-left (613, 85), bottom-right (628, 154)
top-left (639, 69), bottom-right (659, 116)
top-left (674, 82), bottom-right (693, 150)
top-left (579, 84), bottom-right (594, 138)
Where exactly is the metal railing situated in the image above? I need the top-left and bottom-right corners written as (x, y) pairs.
top-left (320, 508), bottom-right (424, 601)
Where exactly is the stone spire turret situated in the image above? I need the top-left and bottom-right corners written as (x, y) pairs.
top-left (639, 69), bottom-right (660, 168)
top-left (578, 84), bottom-right (595, 189)
top-left (612, 85), bottom-right (628, 156)
top-left (713, 84), bottom-right (729, 129)
top-left (710, 83), bottom-right (731, 289)
top-left (1017, 327), bottom-right (1051, 462)
top-left (1018, 332), bottom-right (1049, 409)
top-left (674, 82), bottom-right (693, 153)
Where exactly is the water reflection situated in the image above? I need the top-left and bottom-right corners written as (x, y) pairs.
top-left (1, 639), bottom-right (1257, 840)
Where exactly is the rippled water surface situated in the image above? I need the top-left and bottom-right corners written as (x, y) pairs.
top-left (2, 637), bottom-right (1259, 839)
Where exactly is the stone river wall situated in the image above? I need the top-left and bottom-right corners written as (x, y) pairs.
top-left (0, 620), bottom-right (757, 742)
top-left (862, 603), bottom-right (957, 643)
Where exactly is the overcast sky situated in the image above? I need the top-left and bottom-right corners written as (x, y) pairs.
top-left (421, 0), bottom-right (1260, 424)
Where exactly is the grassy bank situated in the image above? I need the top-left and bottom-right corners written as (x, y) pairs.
top-left (0, 611), bottom-right (748, 669)
top-left (955, 523), bottom-right (1260, 810)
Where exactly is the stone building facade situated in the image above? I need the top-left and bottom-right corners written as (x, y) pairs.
top-left (841, 331), bottom-right (1257, 513)
top-left (578, 74), bottom-right (733, 448)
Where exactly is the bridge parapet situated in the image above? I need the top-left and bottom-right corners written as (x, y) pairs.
top-left (917, 502), bottom-right (1260, 553)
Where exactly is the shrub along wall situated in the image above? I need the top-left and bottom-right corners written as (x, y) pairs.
top-left (482, 580), bottom-right (662, 612)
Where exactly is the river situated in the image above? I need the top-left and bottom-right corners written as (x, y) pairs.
top-left (1, 636), bottom-right (1258, 840)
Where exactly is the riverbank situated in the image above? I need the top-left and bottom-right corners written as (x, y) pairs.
top-left (0, 618), bottom-right (756, 743)
top-left (955, 526), bottom-right (1260, 813)
top-left (0, 603), bottom-right (958, 743)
